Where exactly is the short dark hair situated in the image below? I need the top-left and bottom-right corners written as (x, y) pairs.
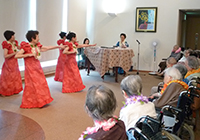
top-left (189, 51), bottom-right (198, 57)
top-left (59, 32), bottom-right (67, 39)
top-left (4, 30), bottom-right (15, 41)
top-left (26, 30), bottom-right (39, 42)
top-left (66, 32), bottom-right (76, 41)
top-left (83, 38), bottom-right (90, 44)
top-left (120, 33), bottom-right (126, 38)
top-left (85, 85), bottom-right (117, 121)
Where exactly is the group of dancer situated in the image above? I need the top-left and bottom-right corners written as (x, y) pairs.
top-left (0, 30), bottom-right (96, 109)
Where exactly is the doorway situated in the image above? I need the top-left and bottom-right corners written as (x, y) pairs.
top-left (178, 10), bottom-right (200, 50)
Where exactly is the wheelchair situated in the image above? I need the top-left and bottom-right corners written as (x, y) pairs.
top-left (160, 85), bottom-right (200, 140)
top-left (127, 115), bottom-right (180, 140)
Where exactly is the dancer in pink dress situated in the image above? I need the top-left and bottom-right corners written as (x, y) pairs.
top-left (62, 32), bottom-right (96, 93)
top-left (54, 32), bottom-right (67, 82)
top-left (15, 30), bottom-right (65, 108)
top-left (0, 30), bottom-right (23, 96)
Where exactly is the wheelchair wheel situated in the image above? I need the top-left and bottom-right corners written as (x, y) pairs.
top-left (177, 123), bottom-right (195, 140)
top-left (162, 130), bottom-right (181, 140)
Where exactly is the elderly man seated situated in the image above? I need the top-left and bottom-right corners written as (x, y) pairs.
top-left (158, 45), bottom-right (182, 73)
top-left (185, 56), bottom-right (200, 80)
top-left (157, 57), bottom-right (177, 76)
top-left (119, 75), bottom-right (157, 131)
top-left (79, 85), bottom-right (127, 140)
top-left (153, 67), bottom-right (189, 108)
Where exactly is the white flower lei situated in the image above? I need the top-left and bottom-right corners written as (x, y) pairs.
top-left (7, 41), bottom-right (17, 52)
top-left (30, 44), bottom-right (41, 60)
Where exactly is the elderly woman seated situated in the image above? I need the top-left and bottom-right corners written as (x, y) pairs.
top-left (185, 56), bottom-right (200, 80)
top-left (79, 85), bottom-right (127, 140)
top-left (119, 75), bottom-right (157, 131)
top-left (178, 49), bottom-right (193, 63)
top-left (151, 63), bottom-right (189, 96)
top-left (173, 63), bottom-right (189, 84)
top-left (153, 67), bottom-right (189, 108)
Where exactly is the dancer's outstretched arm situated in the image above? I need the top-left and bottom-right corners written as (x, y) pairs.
top-left (15, 49), bottom-right (35, 59)
top-left (40, 45), bottom-right (66, 52)
top-left (76, 43), bottom-right (96, 48)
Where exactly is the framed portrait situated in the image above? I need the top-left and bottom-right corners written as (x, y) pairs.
top-left (135, 7), bottom-right (158, 32)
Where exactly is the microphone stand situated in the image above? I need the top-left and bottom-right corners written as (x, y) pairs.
top-left (136, 40), bottom-right (140, 75)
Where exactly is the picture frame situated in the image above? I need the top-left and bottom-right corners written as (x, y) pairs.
top-left (135, 7), bottom-right (158, 32)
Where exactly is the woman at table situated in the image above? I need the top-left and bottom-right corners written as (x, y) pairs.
top-left (15, 30), bottom-right (65, 108)
top-left (116, 33), bottom-right (130, 74)
top-left (0, 30), bottom-right (23, 96)
top-left (116, 33), bottom-right (129, 48)
top-left (62, 32), bottom-right (96, 93)
top-left (54, 32), bottom-right (67, 82)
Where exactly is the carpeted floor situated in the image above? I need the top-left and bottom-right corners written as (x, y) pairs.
top-left (0, 70), bottom-right (199, 140)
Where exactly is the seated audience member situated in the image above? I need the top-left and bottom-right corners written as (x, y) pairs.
top-left (151, 62), bottom-right (187, 96)
top-left (79, 85), bottom-right (127, 140)
top-left (173, 64), bottom-right (189, 84)
top-left (185, 56), bottom-right (200, 80)
top-left (157, 57), bottom-right (177, 76)
top-left (83, 38), bottom-right (95, 71)
top-left (169, 45), bottom-right (182, 60)
top-left (153, 67), bottom-right (188, 108)
top-left (158, 45), bottom-right (181, 73)
top-left (178, 49), bottom-right (193, 63)
top-left (116, 33), bottom-right (130, 74)
top-left (119, 75), bottom-right (157, 131)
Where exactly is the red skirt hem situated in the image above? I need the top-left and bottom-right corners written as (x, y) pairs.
top-left (0, 88), bottom-right (23, 96)
top-left (62, 85), bottom-right (86, 93)
top-left (20, 97), bottom-right (54, 109)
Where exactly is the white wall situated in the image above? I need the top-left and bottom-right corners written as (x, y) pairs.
top-left (36, 0), bottom-right (63, 62)
top-left (0, 0), bottom-right (30, 66)
top-left (1, 0), bottom-right (200, 71)
top-left (0, 0), bottom-right (67, 67)
top-left (68, 0), bottom-right (87, 43)
top-left (86, 0), bottom-right (200, 71)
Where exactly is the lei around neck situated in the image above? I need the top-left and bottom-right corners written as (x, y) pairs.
top-left (122, 94), bottom-right (149, 109)
top-left (78, 116), bottom-right (118, 140)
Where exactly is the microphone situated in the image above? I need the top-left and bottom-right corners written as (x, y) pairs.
top-left (136, 40), bottom-right (140, 44)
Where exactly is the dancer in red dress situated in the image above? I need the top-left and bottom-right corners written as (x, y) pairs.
top-left (15, 30), bottom-right (65, 108)
top-left (0, 30), bottom-right (23, 96)
top-left (62, 32), bottom-right (96, 93)
top-left (54, 32), bottom-right (67, 82)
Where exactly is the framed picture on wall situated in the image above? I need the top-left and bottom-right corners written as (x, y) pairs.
top-left (135, 7), bottom-right (158, 32)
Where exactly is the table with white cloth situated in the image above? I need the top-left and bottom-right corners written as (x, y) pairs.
top-left (84, 47), bottom-right (134, 82)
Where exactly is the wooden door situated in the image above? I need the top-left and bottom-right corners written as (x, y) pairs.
top-left (185, 15), bottom-right (200, 50)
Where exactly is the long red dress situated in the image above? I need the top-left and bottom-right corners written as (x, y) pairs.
top-left (54, 39), bottom-right (67, 82)
top-left (62, 42), bottom-right (85, 93)
top-left (0, 41), bottom-right (23, 96)
top-left (20, 41), bottom-right (53, 108)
